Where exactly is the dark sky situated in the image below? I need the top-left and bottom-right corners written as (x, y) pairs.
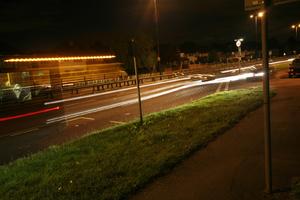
top-left (0, 0), bottom-right (300, 52)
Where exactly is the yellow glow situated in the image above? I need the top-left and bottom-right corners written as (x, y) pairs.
top-left (250, 14), bottom-right (254, 19)
top-left (298, 24), bottom-right (300, 28)
top-left (258, 12), bottom-right (264, 18)
top-left (292, 25), bottom-right (296, 29)
top-left (4, 55), bottom-right (116, 63)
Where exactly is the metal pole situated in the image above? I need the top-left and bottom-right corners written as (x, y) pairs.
top-left (261, 2), bottom-right (272, 194)
top-left (131, 39), bottom-right (143, 124)
top-left (255, 16), bottom-right (259, 58)
top-left (154, 0), bottom-right (161, 76)
top-left (296, 27), bottom-right (298, 40)
top-left (238, 46), bottom-right (242, 74)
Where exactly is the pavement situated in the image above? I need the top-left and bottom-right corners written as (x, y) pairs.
top-left (130, 73), bottom-right (300, 200)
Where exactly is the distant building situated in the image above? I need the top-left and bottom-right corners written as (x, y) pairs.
top-left (0, 55), bottom-right (126, 88)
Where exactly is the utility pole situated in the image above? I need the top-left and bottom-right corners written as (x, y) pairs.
top-left (261, 0), bottom-right (272, 194)
top-left (131, 39), bottom-right (143, 124)
top-left (255, 15), bottom-right (259, 58)
top-left (154, 0), bottom-right (161, 77)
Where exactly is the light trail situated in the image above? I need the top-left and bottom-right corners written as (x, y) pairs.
top-left (45, 57), bottom-right (293, 106)
top-left (0, 107), bottom-right (60, 122)
top-left (46, 72), bottom-right (263, 124)
top-left (220, 58), bottom-right (294, 74)
top-left (44, 77), bottom-right (190, 105)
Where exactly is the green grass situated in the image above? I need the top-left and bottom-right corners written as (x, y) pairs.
top-left (292, 178), bottom-right (300, 199)
top-left (0, 88), bottom-right (266, 200)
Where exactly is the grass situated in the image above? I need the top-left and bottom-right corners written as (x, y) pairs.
top-left (0, 88), bottom-right (265, 200)
top-left (292, 179), bottom-right (300, 199)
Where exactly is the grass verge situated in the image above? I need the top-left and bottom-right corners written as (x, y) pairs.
top-left (0, 88), bottom-right (265, 200)
top-left (292, 179), bottom-right (300, 199)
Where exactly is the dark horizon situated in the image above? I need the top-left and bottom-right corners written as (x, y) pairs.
top-left (0, 0), bottom-right (300, 53)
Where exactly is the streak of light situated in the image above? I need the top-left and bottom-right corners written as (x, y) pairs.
top-left (220, 58), bottom-right (295, 74)
top-left (46, 72), bottom-right (263, 124)
top-left (44, 77), bottom-right (190, 105)
top-left (0, 106), bottom-right (60, 122)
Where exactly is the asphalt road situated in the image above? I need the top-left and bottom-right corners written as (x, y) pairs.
top-left (0, 72), bottom-right (270, 165)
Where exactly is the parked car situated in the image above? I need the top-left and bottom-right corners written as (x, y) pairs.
top-left (288, 58), bottom-right (300, 78)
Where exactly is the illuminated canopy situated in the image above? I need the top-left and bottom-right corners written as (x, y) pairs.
top-left (4, 55), bottom-right (116, 63)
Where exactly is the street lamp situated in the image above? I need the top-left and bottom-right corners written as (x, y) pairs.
top-left (234, 38), bottom-right (244, 74)
top-left (291, 24), bottom-right (300, 40)
top-left (249, 11), bottom-right (264, 59)
top-left (153, 0), bottom-right (161, 75)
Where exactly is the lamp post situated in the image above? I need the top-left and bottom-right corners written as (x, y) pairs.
top-left (153, 0), bottom-right (161, 76)
top-left (250, 14), bottom-right (258, 58)
top-left (291, 24), bottom-right (300, 40)
top-left (250, 11), bottom-right (264, 59)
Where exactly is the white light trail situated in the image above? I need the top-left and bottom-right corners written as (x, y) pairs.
top-left (220, 58), bottom-right (294, 74)
top-left (46, 72), bottom-right (263, 124)
top-left (44, 77), bottom-right (190, 105)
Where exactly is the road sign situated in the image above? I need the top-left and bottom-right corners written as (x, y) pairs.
top-left (273, 0), bottom-right (300, 5)
top-left (245, 0), bottom-right (300, 10)
top-left (245, 0), bottom-right (264, 11)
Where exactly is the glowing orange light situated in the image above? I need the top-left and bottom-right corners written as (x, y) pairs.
top-left (4, 55), bottom-right (116, 63)
top-left (258, 12), bottom-right (264, 18)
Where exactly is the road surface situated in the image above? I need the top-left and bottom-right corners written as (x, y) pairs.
top-left (1, 56), bottom-right (293, 165)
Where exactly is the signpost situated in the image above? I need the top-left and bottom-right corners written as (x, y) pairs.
top-left (245, 0), bottom-right (299, 194)
top-left (130, 39), bottom-right (143, 124)
top-left (235, 38), bottom-right (244, 74)
top-left (273, 0), bottom-right (300, 5)
top-left (245, 0), bottom-right (264, 11)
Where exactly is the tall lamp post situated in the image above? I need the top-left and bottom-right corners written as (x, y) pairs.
top-left (153, 0), bottom-right (161, 75)
top-left (250, 14), bottom-right (258, 58)
top-left (250, 12), bottom-right (264, 59)
top-left (291, 24), bottom-right (300, 40)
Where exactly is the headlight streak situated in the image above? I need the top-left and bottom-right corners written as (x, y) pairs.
top-left (44, 77), bottom-right (191, 105)
top-left (46, 72), bottom-right (264, 124)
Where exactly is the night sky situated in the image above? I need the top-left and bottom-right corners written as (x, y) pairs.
top-left (0, 0), bottom-right (300, 52)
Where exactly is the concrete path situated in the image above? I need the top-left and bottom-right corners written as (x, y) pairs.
top-left (131, 76), bottom-right (300, 200)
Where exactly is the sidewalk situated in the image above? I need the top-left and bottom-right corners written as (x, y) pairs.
top-left (131, 77), bottom-right (300, 200)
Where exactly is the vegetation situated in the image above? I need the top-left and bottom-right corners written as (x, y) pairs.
top-left (0, 88), bottom-right (265, 200)
top-left (292, 178), bottom-right (300, 200)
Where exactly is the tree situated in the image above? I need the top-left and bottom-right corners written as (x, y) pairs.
top-left (109, 33), bottom-right (156, 75)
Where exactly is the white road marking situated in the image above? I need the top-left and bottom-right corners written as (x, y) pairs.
top-left (110, 121), bottom-right (125, 125)
top-left (67, 117), bottom-right (95, 122)
top-left (9, 128), bottom-right (39, 137)
top-left (216, 82), bottom-right (223, 93)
